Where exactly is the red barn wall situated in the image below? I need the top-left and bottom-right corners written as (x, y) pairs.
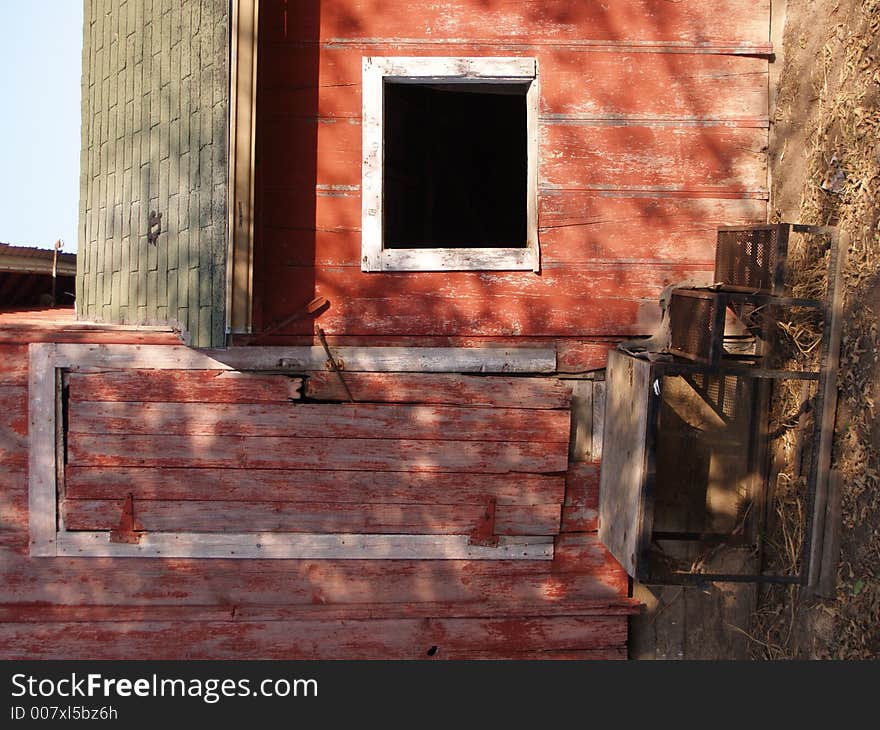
top-left (0, 313), bottom-right (635, 659)
top-left (252, 0), bottom-right (771, 358)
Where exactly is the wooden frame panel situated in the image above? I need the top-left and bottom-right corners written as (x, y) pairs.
top-left (361, 56), bottom-right (540, 272)
top-left (28, 343), bottom-right (556, 560)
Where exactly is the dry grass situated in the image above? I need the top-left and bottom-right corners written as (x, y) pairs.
top-left (751, 0), bottom-right (880, 659)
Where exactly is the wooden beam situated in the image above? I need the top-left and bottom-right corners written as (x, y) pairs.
top-left (226, 0), bottom-right (259, 335)
top-left (807, 231), bottom-right (849, 586)
top-left (51, 344), bottom-right (556, 373)
top-left (304, 371), bottom-right (571, 408)
top-left (55, 532), bottom-right (554, 560)
top-left (66, 433), bottom-right (569, 473)
top-left (27, 343), bottom-right (57, 556)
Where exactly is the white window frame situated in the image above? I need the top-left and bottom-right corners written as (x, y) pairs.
top-left (361, 57), bottom-right (540, 273)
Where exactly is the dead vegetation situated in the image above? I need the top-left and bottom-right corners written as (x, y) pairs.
top-left (750, 0), bottom-right (880, 659)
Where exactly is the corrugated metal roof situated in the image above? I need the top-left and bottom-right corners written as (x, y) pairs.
top-left (0, 243), bottom-right (77, 276)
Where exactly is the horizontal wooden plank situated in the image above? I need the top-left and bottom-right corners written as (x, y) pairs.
top-left (65, 467), bottom-right (565, 506)
top-left (62, 499), bottom-right (562, 536)
top-left (0, 328), bottom-right (182, 345)
top-left (541, 51), bottom-right (767, 121)
top-left (0, 600), bottom-right (640, 622)
top-left (69, 370), bottom-right (303, 403)
top-left (68, 401), bottom-right (570, 443)
top-left (260, 118), bottom-right (769, 194)
top-left (52, 344), bottom-right (557, 373)
top-left (264, 263), bottom-right (712, 338)
top-left (540, 125), bottom-right (768, 192)
top-left (0, 614), bottom-right (627, 659)
top-left (230, 337), bottom-right (612, 375)
top-left (0, 534), bottom-right (626, 605)
top-left (539, 194), bottom-right (767, 264)
top-left (209, 346), bottom-right (557, 372)
top-left (259, 193), bottom-right (765, 266)
top-left (261, 45), bottom-right (768, 122)
top-left (260, 0), bottom-right (770, 45)
top-left (304, 371), bottom-right (572, 408)
top-left (56, 532), bottom-right (554, 560)
top-left (67, 434), bottom-right (569, 473)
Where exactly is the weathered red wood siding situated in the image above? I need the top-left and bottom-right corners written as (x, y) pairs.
top-left (252, 0), bottom-right (771, 356)
top-left (0, 315), bottom-right (635, 660)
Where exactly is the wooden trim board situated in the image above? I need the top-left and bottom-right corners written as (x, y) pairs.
top-left (28, 342), bottom-right (557, 560)
top-left (227, 0), bottom-right (260, 335)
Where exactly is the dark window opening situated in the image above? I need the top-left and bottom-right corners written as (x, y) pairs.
top-left (383, 82), bottom-right (528, 249)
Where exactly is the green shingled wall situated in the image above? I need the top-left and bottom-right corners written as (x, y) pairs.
top-left (77, 0), bottom-right (229, 347)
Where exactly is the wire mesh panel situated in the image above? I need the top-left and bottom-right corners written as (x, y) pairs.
top-left (668, 289), bottom-right (726, 363)
top-left (714, 225), bottom-right (790, 294)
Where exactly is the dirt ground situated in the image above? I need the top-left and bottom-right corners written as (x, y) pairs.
top-left (750, 0), bottom-right (880, 659)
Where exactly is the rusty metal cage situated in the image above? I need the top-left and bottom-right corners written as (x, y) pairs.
top-left (714, 224), bottom-right (790, 294)
top-left (668, 289), bottom-right (726, 363)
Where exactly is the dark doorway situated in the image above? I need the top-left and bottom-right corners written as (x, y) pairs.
top-left (383, 82), bottom-right (528, 249)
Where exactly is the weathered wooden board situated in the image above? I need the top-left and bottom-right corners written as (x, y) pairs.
top-left (258, 194), bottom-right (766, 267)
top-left (69, 370), bottom-right (303, 403)
top-left (0, 600), bottom-right (640, 623)
top-left (567, 381), bottom-right (594, 462)
top-left (232, 338), bottom-right (611, 374)
top-left (540, 125), bottom-right (768, 192)
top-left (0, 614), bottom-right (627, 659)
top-left (68, 401), bottom-right (571, 443)
top-left (0, 328), bottom-right (183, 345)
top-left (260, 117), bottom-right (768, 193)
top-left (598, 350), bottom-right (658, 579)
top-left (53, 343), bottom-right (556, 373)
top-left (0, 536), bottom-right (627, 605)
top-left (67, 434), bottom-right (569, 473)
top-left (561, 463), bottom-right (601, 532)
top-left (564, 463), bottom-right (601, 507)
top-left (304, 371), bottom-right (572, 408)
top-left (593, 380), bottom-right (607, 460)
top-left (552, 533), bottom-right (628, 591)
top-left (65, 467), bottom-right (565, 505)
top-left (261, 45), bottom-right (768, 121)
top-left (62, 499), bottom-right (562, 536)
top-left (0, 345), bottom-right (28, 385)
top-left (539, 195), bottom-right (767, 264)
top-left (270, 263), bottom-right (711, 337)
top-left (56, 532), bottom-right (554, 560)
top-left (261, 0), bottom-right (770, 46)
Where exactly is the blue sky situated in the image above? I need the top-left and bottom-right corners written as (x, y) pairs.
top-left (0, 2), bottom-right (83, 252)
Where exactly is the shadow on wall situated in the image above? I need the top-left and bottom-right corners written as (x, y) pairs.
top-left (248, 0), bottom-right (769, 349)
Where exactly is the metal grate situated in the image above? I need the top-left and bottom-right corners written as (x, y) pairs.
top-left (714, 225), bottom-right (789, 294)
top-left (668, 290), bottom-right (724, 363)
